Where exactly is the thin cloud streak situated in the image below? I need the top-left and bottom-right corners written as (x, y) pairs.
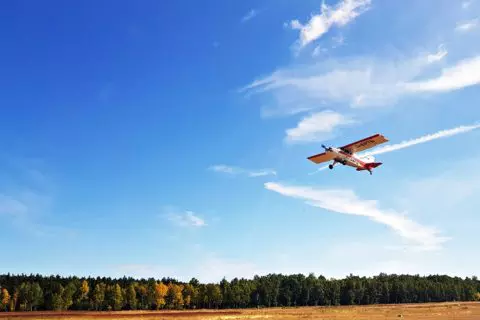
top-left (265, 182), bottom-right (449, 250)
top-left (241, 9), bottom-right (259, 22)
top-left (209, 165), bottom-right (277, 177)
top-left (362, 123), bottom-right (480, 157)
top-left (165, 208), bottom-right (207, 228)
top-left (455, 19), bottom-right (478, 32)
top-left (404, 56), bottom-right (480, 93)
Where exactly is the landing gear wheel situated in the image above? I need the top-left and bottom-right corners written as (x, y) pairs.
top-left (329, 164), bottom-right (333, 169)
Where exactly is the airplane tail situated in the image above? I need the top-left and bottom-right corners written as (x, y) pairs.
top-left (356, 162), bottom-right (382, 171)
top-left (367, 162), bottom-right (382, 169)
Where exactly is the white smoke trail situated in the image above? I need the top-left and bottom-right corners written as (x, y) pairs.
top-left (361, 123), bottom-right (480, 157)
top-left (308, 164), bottom-right (329, 175)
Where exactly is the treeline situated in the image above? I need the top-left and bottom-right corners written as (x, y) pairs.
top-left (0, 273), bottom-right (479, 312)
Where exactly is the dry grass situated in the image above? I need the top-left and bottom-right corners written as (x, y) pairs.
top-left (1, 302), bottom-right (479, 320)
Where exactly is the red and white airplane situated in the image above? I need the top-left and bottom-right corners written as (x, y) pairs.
top-left (307, 134), bottom-right (389, 175)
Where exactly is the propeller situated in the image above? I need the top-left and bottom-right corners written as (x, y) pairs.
top-left (322, 144), bottom-right (332, 151)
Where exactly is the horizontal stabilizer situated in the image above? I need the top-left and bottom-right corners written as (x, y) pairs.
top-left (357, 162), bottom-right (382, 171)
top-left (367, 162), bottom-right (382, 168)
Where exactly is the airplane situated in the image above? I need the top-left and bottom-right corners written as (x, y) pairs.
top-left (307, 134), bottom-right (389, 175)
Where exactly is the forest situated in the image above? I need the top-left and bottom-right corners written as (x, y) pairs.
top-left (0, 273), bottom-right (479, 312)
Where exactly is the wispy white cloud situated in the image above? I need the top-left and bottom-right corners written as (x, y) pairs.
top-left (264, 182), bottom-right (449, 251)
top-left (0, 194), bottom-right (28, 217)
top-left (362, 123), bottom-right (480, 157)
top-left (242, 48), bottom-right (444, 111)
top-left (289, 0), bottom-right (371, 49)
top-left (403, 55), bottom-right (480, 92)
top-left (285, 110), bottom-right (356, 143)
top-left (241, 9), bottom-right (259, 23)
top-left (462, 1), bottom-right (472, 9)
top-left (427, 44), bottom-right (447, 63)
top-left (241, 44), bottom-right (480, 114)
top-left (165, 209), bottom-right (207, 228)
top-left (455, 19), bottom-right (478, 32)
top-left (248, 170), bottom-right (277, 177)
top-left (209, 164), bottom-right (277, 177)
top-left (312, 45), bottom-right (327, 57)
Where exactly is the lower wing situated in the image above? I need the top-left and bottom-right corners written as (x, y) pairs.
top-left (307, 152), bottom-right (336, 164)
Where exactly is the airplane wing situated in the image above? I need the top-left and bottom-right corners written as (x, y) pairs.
top-left (340, 134), bottom-right (389, 154)
top-left (307, 152), bottom-right (336, 164)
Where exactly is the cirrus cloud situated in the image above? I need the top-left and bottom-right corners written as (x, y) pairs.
top-left (285, 110), bottom-right (356, 143)
top-left (455, 19), bottom-right (478, 32)
top-left (209, 165), bottom-right (277, 177)
top-left (164, 208), bottom-right (207, 228)
top-left (241, 45), bottom-right (480, 115)
top-left (289, 0), bottom-right (371, 49)
top-left (264, 182), bottom-right (449, 251)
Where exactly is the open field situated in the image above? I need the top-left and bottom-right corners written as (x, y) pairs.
top-left (1, 302), bottom-right (480, 320)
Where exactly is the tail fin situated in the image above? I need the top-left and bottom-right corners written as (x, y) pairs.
top-left (367, 162), bottom-right (382, 169)
top-left (357, 162), bottom-right (382, 171)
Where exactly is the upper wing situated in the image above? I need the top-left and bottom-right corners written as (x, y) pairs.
top-left (307, 152), bottom-right (336, 164)
top-left (340, 134), bottom-right (389, 154)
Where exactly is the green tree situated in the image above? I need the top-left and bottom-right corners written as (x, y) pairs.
top-left (92, 283), bottom-right (106, 311)
top-left (206, 284), bottom-right (222, 309)
top-left (30, 283), bottom-right (43, 311)
top-left (135, 284), bottom-right (148, 310)
top-left (125, 283), bottom-right (137, 310)
top-left (113, 284), bottom-right (123, 311)
top-left (62, 282), bottom-right (77, 310)
top-left (182, 284), bottom-right (196, 309)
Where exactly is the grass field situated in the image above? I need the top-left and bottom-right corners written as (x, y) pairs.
top-left (1, 302), bottom-right (479, 320)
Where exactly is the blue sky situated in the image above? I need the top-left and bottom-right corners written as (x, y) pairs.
top-left (1, 0), bottom-right (480, 282)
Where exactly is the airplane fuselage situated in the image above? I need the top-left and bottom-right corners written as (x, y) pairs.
top-left (326, 147), bottom-right (381, 174)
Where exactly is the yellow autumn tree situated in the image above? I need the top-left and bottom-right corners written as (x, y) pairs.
top-left (174, 284), bottom-right (184, 309)
top-left (1, 288), bottom-right (10, 311)
top-left (474, 292), bottom-right (480, 301)
top-left (155, 282), bottom-right (168, 309)
top-left (80, 280), bottom-right (89, 301)
top-left (166, 283), bottom-right (184, 309)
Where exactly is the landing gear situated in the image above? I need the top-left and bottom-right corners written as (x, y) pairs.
top-left (329, 164), bottom-right (334, 169)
